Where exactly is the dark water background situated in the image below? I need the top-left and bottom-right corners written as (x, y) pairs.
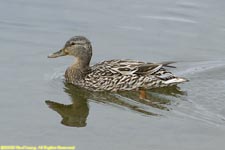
top-left (0, 0), bottom-right (225, 149)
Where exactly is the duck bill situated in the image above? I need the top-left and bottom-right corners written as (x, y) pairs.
top-left (48, 49), bottom-right (67, 58)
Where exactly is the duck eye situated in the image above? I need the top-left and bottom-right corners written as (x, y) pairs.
top-left (70, 42), bottom-right (75, 46)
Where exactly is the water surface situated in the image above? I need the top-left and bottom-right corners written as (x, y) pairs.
top-left (0, 0), bottom-right (225, 149)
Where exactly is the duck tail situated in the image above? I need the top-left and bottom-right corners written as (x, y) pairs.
top-left (161, 61), bottom-right (176, 68)
top-left (163, 77), bottom-right (189, 85)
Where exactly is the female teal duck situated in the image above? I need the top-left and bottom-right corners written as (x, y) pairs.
top-left (48, 36), bottom-right (187, 92)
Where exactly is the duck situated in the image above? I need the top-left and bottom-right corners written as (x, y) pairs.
top-left (48, 36), bottom-right (188, 92)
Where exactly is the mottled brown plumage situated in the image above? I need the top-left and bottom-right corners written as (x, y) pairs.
top-left (48, 36), bottom-right (188, 91)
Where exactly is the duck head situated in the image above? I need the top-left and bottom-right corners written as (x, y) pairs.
top-left (48, 36), bottom-right (92, 66)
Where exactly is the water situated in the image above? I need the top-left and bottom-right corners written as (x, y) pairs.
top-left (0, 0), bottom-right (225, 149)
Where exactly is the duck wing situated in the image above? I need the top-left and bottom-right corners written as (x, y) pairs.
top-left (99, 60), bottom-right (179, 81)
top-left (101, 59), bottom-right (167, 76)
top-left (87, 60), bottom-right (186, 91)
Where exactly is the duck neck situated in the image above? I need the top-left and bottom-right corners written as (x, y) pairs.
top-left (74, 57), bottom-right (90, 69)
top-left (65, 57), bottom-right (91, 84)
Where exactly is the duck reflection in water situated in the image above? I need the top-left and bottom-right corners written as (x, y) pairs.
top-left (46, 82), bottom-right (186, 127)
top-left (46, 84), bottom-right (89, 127)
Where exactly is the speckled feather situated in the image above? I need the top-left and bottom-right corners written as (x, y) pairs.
top-left (68, 59), bottom-right (186, 91)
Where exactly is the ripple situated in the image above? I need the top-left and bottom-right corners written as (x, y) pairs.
top-left (173, 101), bottom-right (225, 126)
top-left (173, 60), bottom-right (225, 126)
top-left (139, 15), bottom-right (197, 24)
top-left (0, 20), bottom-right (35, 28)
top-left (176, 1), bottom-right (200, 9)
top-left (44, 69), bottom-right (64, 81)
top-left (176, 60), bottom-right (225, 76)
top-left (118, 25), bottom-right (143, 31)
